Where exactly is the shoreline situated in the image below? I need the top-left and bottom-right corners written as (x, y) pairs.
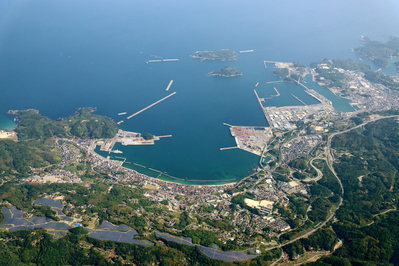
top-left (116, 156), bottom-right (240, 188)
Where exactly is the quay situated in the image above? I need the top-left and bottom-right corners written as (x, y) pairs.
top-left (166, 80), bottom-right (174, 91)
top-left (291, 94), bottom-right (307, 106)
top-left (127, 92), bottom-right (177, 119)
top-left (118, 112), bottom-right (127, 115)
top-left (239, 50), bottom-right (254, 53)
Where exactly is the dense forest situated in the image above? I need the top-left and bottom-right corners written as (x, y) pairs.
top-left (355, 36), bottom-right (399, 67)
top-left (0, 139), bottom-right (61, 178)
top-left (307, 118), bottom-right (399, 265)
top-left (0, 108), bottom-right (117, 178)
top-left (15, 108), bottom-right (118, 140)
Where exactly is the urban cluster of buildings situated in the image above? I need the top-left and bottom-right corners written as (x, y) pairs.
top-left (281, 135), bottom-right (322, 163)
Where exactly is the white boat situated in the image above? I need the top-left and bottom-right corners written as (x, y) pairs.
top-left (111, 149), bottom-right (123, 154)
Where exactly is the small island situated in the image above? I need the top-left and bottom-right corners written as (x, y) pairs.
top-left (211, 66), bottom-right (242, 77)
top-left (192, 49), bottom-right (237, 61)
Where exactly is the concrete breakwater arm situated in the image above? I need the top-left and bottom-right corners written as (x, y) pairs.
top-left (127, 92), bottom-right (177, 119)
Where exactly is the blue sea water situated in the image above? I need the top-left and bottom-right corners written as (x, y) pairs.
top-left (1, 0), bottom-right (399, 183)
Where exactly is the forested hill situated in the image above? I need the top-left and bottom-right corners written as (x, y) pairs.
top-left (308, 117), bottom-right (399, 265)
top-left (15, 108), bottom-right (118, 140)
top-left (0, 108), bottom-right (117, 178)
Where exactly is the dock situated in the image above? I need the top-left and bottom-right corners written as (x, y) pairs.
top-left (220, 146), bottom-right (238, 151)
top-left (166, 80), bottom-right (174, 91)
top-left (163, 59), bottom-right (179, 62)
top-left (118, 112), bottom-right (127, 115)
top-left (239, 50), bottom-right (254, 53)
top-left (291, 94), bottom-right (307, 106)
top-left (255, 82), bottom-right (259, 87)
top-left (127, 92), bottom-right (177, 119)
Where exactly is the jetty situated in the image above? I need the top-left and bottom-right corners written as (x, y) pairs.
top-left (239, 50), bottom-right (254, 53)
top-left (157, 135), bottom-right (172, 138)
top-left (166, 80), bottom-right (174, 91)
top-left (254, 90), bottom-right (272, 125)
top-left (291, 94), bottom-right (307, 106)
top-left (127, 92), bottom-right (177, 119)
top-left (266, 80), bottom-right (283, 84)
top-left (255, 82), bottom-right (259, 87)
top-left (223, 123), bottom-right (234, 127)
top-left (118, 112), bottom-right (127, 115)
top-left (220, 147), bottom-right (238, 151)
top-left (273, 87), bottom-right (280, 96)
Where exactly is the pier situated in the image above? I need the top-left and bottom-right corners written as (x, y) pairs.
top-left (166, 80), bottom-right (174, 91)
top-left (291, 94), bottom-right (307, 106)
top-left (239, 50), bottom-right (254, 53)
top-left (118, 112), bottom-right (127, 115)
top-left (127, 92), bottom-right (177, 119)
top-left (220, 146), bottom-right (238, 151)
